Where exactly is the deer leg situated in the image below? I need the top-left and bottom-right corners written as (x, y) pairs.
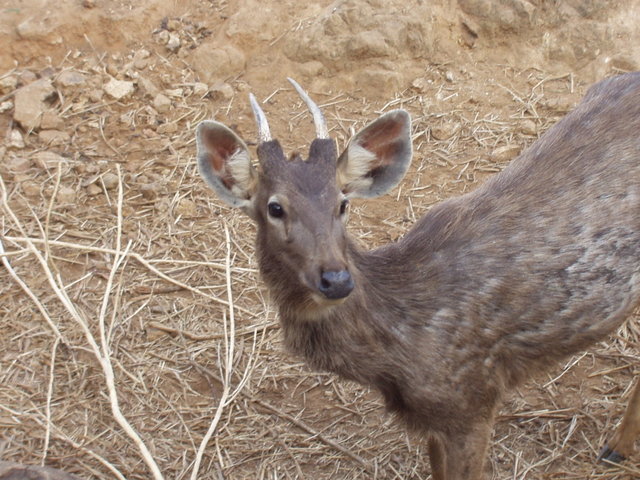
top-left (599, 377), bottom-right (640, 463)
top-left (427, 419), bottom-right (493, 480)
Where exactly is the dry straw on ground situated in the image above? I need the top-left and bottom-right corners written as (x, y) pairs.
top-left (1, 56), bottom-right (639, 479)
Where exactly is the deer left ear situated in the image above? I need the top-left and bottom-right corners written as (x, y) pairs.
top-left (336, 109), bottom-right (412, 198)
top-left (196, 121), bottom-right (257, 216)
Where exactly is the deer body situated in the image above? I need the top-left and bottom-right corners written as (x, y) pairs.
top-left (196, 74), bottom-right (640, 479)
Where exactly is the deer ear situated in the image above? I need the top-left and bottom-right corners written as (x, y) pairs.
top-left (337, 109), bottom-right (412, 198)
top-left (196, 121), bottom-right (257, 215)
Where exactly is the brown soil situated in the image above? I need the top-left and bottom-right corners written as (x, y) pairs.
top-left (1, 0), bottom-right (639, 479)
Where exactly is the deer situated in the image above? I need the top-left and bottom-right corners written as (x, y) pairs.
top-left (194, 74), bottom-right (640, 479)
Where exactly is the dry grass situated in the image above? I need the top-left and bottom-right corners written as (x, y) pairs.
top-left (1, 54), bottom-right (639, 480)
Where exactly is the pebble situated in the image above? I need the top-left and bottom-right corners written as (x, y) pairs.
top-left (40, 110), bottom-right (64, 130)
top-left (13, 78), bottom-right (55, 129)
top-left (193, 82), bottom-right (209, 97)
top-left (0, 75), bottom-right (17, 93)
top-left (104, 77), bottom-right (135, 100)
top-left (56, 70), bottom-right (87, 87)
top-left (519, 119), bottom-right (537, 136)
top-left (57, 186), bottom-right (76, 203)
top-left (490, 144), bottom-right (521, 162)
top-left (102, 173), bottom-right (119, 190)
top-left (431, 122), bottom-right (460, 141)
top-left (8, 130), bottom-right (25, 149)
top-left (140, 184), bottom-right (158, 200)
top-left (38, 130), bottom-right (71, 145)
top-left (34, 151), bottom-right (68, 169)
top-left (22, 180), bottom-right (41, 197)
top-left (166, 33), bottom-right (181, 52)
top-left (7, 155), bottom-right (31, 172)
top-left (210, 83), bottom-right (234, 100)
top-left (153, 93), bottom-right (171, 113)
top-left (86, 183), bottom-right (102, 196)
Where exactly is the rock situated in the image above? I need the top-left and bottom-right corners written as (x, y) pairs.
top-left (166, 19), bottom-right (182, 31)
top-left (155, 30), bottom-right (170, 45)
top-left (104, 77), bottom-right (135, 100)
top-left (165, 88), bottom-right (184, 98)
top-left (38, 130), bottom-right (71, 145)
top-left (16, 17), bottom-right (62, 43)
top-left (298, 61), bottom-right (325, 77)
top-left (8, 130), bottom-right (25, 149)
top-left (490, 144), bottom-right (521, 162)
top-left (347, 30), bottom-right (392, 59)
top-left (153, 93), bottom-right (171, 113)
top-left (56, 70), bottom-right (86, 88)
top-left (140, 183), bottom-right (158, 200)
top-left (431, 122), bottom-right (461, 141)
top-left (13, 78), bottom-right (55, 130)
top-left (0, 75), bottom-right (17, 93)
top-left (519, 119), bottom-right (537, 136)
top-left (7, 155), bottom-right (31, 172)
top-left (34, 151), bottom-right (68, 169)
top-left (88, 89), bottom-right (104, 102)
top-left (190, 42), bottom-right (246, 83)
top-left (138, 76), bottom-right (160, 97)
top-left (210, 83), bottom-right (234, 100)
top-left (355, 69), bottom-right (402, 95)
top-left (175, 198), bottom-right (197, 217)
top-left (40, 110), bottom-right (64, 130)
top-left (86, 183), bottom-right (102, 196)
top-left (157, 122), bottom-right (178, 134)
top-left (167, 33), bottom-right (181, 52)
top-left (82, 0), bottom-right (96, 8)
top-left (58, 186), bottom-right (76, 203)
top-left (193, 82), bottom-right (209, 97)
top-left (102, 173), bottom-right (119, 190)
top-left (411, 77), bottom-right (431, 93)
top-left (33, 151), bottom-right (69, 170)
top-left (22, 180), bottom-right (41, 197)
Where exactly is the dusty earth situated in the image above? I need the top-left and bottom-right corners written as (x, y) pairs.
top-left (1, 0), bottom-right (640, 479)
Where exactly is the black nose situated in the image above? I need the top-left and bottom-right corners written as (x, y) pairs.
top-left (318, 270), bottom-right (354, 299)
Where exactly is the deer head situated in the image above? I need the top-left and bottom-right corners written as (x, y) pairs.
top-left (196, 79), bottom-right (412, 314)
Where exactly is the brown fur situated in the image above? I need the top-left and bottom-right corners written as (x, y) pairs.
top-left (196, 73), bottom-right (640, 479)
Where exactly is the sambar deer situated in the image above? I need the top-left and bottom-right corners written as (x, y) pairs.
top-left (195, 75), bottom-right (640, 479)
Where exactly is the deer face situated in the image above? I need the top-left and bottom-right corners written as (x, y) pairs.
top-left (196, 79), bottom-right (412, 310)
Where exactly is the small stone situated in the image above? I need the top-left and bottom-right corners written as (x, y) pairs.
top-left (138, 76), bottom-right (160, 97)
top-left (86, 183), bottom-right (102, 196)
top-left (156, 30), bottom-right (170, 45)
top-left (166, 33), bottom-right (181, 52)
top-left (34, 151), bottom-right (68, 169)
top-left (7, 155), bottom-right (31, 172)
top-left (175, 198), bottom-right (197, 217)
top-left (431, 122), bottom-right (460, 141)
top-left (40, 110), bottom-right (64, 130)
top-left (140, 183), bottom-right (158, 200)
top-left (0, 75), bottom-right (18, 93)
top-left (88, 89), bottom-right (104, 102)
top-left (22, 180), bottom-right (41, 197)
top-left (445, 70), bottom-right (455, 83)
top-left (166, 19), bottom-right (182, 31)
top-left (165, 88), bottom-right (183, 98)
top-left (38, 130), bottom-right (70, 145)
top-left (210, 83), bottom-right (234, 100)
top-left (104, 77), bottom-right (135, 100)
top-left (490, 144), bottom-right (521, 163)
top-left (0, 100), bottom-right (13, 113)
top-left (82, 0), bottom-right (96, 8)
top-left (101, 173), bottom-right (119, 190)
top-left (519, 119), bottom-right (537, 136)
top-left (411, 77), bottom-right (430, 93)
top-left (8, 130), bottom-right (25, 149)
top-left (56, 70), bottom-right (86, 88)
top-left (57, 186), bottom-right (76, 203)
top-left (153, 93), bottom-right (171, 113)
top-left (157, 122), bottom-right (178, 134)
top-left (13, 78), bottom-right (55, 129)
top-left (298, 61), bottom-right (325, 77)
top-left (193, 82), bottom-right (209, 97)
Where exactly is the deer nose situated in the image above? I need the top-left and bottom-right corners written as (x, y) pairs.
top-left (318, 270), bottom-right (354, 299)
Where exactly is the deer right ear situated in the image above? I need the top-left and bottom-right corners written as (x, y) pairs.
top-left (337, 110), bottom-right (412, 198)
top-left (196, 121), bottom-right (257, 215)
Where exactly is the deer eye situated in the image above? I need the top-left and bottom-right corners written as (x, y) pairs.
top-left (267, 201), bottom-right (285, 218)
top-left (339, 198), bottom-right (349, 216)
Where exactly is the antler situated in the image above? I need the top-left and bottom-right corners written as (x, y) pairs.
top-left (249, 93), bottom-right (272, 143)
top-left (288, 78), bottom-right (329, 139)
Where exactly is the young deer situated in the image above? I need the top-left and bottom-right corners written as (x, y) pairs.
top-left (195, 75), bottom-right (640, 479)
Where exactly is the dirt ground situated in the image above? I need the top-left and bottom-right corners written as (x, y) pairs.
top-left (1, 0), bottom-right (640, 479)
